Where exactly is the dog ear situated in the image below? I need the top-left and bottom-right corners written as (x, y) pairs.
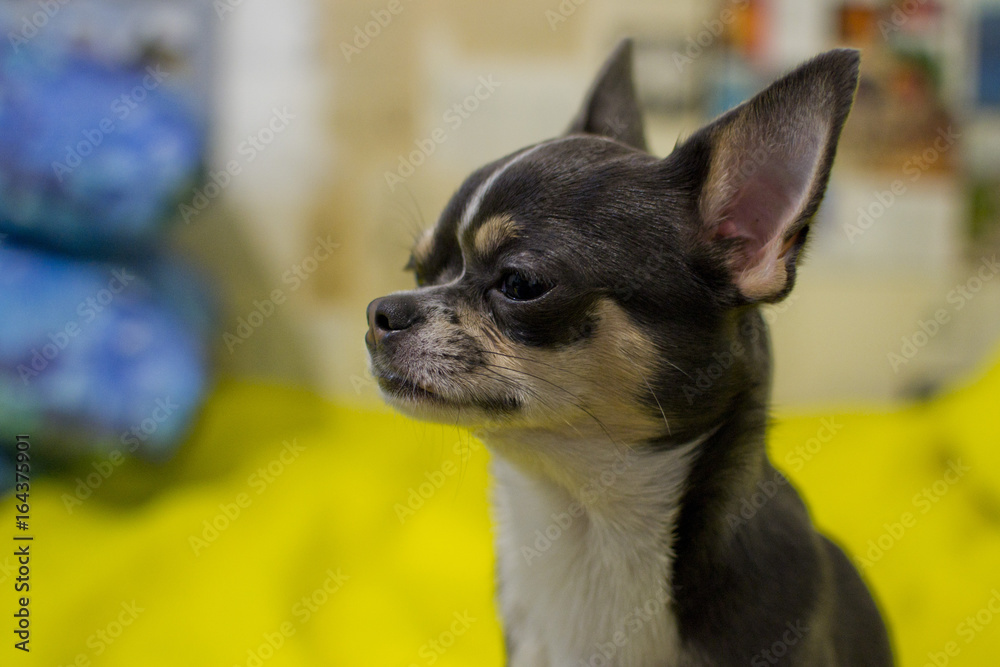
top-left (688, 49), bottom-right (860, 303)
top-left (567, 38), bottom-right (648, 151)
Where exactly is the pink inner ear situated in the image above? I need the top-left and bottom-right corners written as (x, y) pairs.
top-left (714, 132), bottom-right (824, 262)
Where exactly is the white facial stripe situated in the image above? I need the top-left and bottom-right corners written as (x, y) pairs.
top-left (458, 142), bottom-right (548, 238)
top-left (458, 135), bottom-right (615, 239)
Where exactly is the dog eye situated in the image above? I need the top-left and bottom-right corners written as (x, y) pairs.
top-left (498, 271), bottom-right (550, 301)
top-left (405, 259), bottom-right (429, 288)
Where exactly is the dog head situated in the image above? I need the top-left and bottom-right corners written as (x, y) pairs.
top-left (366, 40), bottom-right (859, 445)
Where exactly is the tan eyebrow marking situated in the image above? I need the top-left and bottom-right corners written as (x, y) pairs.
top-left (473, 214), bottom-right (520, 259)
top-left (410, 229), bottom-right (434, 268)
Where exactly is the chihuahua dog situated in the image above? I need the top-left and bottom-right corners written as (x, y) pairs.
top-left (366, 40), bottom-right (893, 666)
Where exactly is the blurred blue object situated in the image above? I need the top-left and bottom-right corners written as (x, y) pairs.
top-left (0, 243), bottom-right (214, 462)
top-left (705, 52), bottom-right (761, 118)
top-left (0, 51), bottom-right (205, 256)
top-left (977, 10), bottom-right (1000, 107)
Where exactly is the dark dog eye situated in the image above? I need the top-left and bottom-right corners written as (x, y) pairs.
top-left (498, 271), bottom-right (550, 301)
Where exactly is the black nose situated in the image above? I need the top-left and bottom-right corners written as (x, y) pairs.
top-left (366, 295), bottom-right (419, 347)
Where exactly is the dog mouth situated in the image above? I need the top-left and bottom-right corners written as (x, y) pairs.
top-left (373, 366), bottom-right (522, 417)
top-left (375, 372), bottom-right (444, 403)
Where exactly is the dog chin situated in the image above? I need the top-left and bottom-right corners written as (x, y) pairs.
top-left (373, 372), bottom-right (520, 426)
top-left (374, 374), bottom-right (477, 424)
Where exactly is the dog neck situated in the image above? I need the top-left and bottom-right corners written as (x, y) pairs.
top-left (482, 426), bottom-right (717, 667)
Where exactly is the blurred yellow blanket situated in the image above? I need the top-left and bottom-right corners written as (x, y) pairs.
top-left (2, 350), bottom-right (999, 666)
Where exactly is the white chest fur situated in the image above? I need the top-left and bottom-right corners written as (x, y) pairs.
top-left (487, 436), bottom-right (702, 667)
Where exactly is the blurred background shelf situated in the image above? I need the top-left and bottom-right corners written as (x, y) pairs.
top-left (180, 0), bottom-right (1000, 409)
top-left (2, 2), bottom-right (999, 666)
